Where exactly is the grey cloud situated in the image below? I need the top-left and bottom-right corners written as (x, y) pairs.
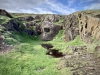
top-left (0, 0), bottom-right (76, 14)
top-left (0, 0), bottom-right (47, 10)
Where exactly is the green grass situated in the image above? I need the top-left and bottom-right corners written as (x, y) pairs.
top-left (0, 15), bottom-right (11, 24)
top-left (54, 17), bottom-right (63, 25)
top-left (0, 29), bottom-right (85, 75)
top-left (1, 10), bottom-right (100, 75)
top-left (1, 27), bottom-right (93, 75)
top-left (47, 30), bottom-right (85, 53)
top-left (0, 31), bottom-right (61, 75)
top-left (0, 43), bottom-right (60, 75)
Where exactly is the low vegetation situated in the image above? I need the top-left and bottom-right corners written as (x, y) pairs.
top-left (0, 29), bottom-right (86, 75)
top-left (54, 17), bottom-right (63, 25)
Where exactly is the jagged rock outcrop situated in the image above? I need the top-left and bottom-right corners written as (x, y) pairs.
top-left (4, 19), bottom-right (22, 32)
top-left (63, 11), bottom-right (100, 44)
top-left (79, 13), bottom-right (100, 43)
top-left (10, 15), bottom-right (44, 36)
top-left (41, 15), bottom-right (63, 41)
top-left (0, 9), bottom-right (13, 18)
top-left (63, 14), bottom-right (79, 42)
top-left (1, 9), bottom-right (100, 43)
top-left (0, 9), bottom-right (64, 41)
top-left (3, 19), bottom-right (37, 35)
top-left (42, 14), bottom-right (60, 22)
top-left (0, 9), bottom-right (42, 36)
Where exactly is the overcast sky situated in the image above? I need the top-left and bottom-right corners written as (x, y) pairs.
top-left (0, 0), bottom-right (100, 14)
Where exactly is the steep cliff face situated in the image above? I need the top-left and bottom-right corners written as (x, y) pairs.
top-left (3, 18), bottom-right (41, 36)
top-left (78, 12), bottom-right (100, 43)
top-left (63, 14), bottom-right (79, 42)
top-left (63, 10), bottom-right (100, 43)
top-left (1, 13), bottom-right (43, 36)
top-left (0, 9), bottom-right (64, 41)
top-left (41, 14), bottom-right (63, 40)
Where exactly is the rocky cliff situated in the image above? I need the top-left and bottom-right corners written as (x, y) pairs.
top-left (79, 13), bottom-right (100, 43)
top-left (63, 10), bottom-right (100, 44)
top-left (0, 10), bottom-right (64, 41)
top-left (0, 9), bottom-right (100, 43)
top-left (63, 14), bottom-right (79, 42)
top-left (41, 14), bottom-right (63, 40)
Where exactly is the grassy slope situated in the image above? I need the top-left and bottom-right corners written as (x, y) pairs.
top-left (0, 30), bottom-right (85, 75)
top-left (0, 32), bottom-right (60, 75)
top-left (0, 13), bottom-right (85, 75)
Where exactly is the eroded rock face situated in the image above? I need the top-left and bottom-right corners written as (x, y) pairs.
top-left (79, 14), bottom-right (100, 43)
top-left (42, 14), bottom-right (60, 22)
top-left (63, 14), bottom-right (79, 42)
top-left (41, 15), bottom-right (62, 41)
top-left (4, 19), bottom-right (39, 36)
top-left (63, 12), bottom-right (100, 44)
top-left (4, 19), bottom-right (22, 32)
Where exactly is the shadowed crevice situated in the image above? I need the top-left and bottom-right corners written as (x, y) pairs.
top-left (41, 44), bottom-right (65, 58)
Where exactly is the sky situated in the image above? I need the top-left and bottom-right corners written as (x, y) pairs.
top-left (0, 0), bottom-right (100, 14)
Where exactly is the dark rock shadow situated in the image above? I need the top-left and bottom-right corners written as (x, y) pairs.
top-left (41, 44), bottom-right (65, 58)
